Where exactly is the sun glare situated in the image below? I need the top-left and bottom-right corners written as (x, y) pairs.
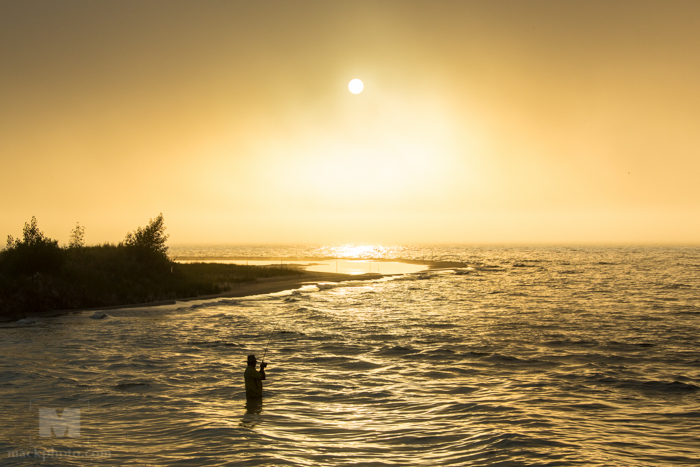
top-left (321, 244), bottom-right (394, 259)
top-left (348, 79), bottom-right (364, 94)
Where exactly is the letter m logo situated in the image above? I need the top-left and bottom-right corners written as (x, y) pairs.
top-left (39, 408), bottom-right (81, 438)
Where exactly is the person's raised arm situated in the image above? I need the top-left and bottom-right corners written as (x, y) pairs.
top-left (260, 362), bottom-right (267, 380)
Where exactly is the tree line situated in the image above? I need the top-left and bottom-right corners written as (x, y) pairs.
top-left (0, 214), bottom-right (301, 320)
top-left (3, 214), bottom-right (170, 275)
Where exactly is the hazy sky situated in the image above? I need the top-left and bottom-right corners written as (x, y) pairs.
top-left (2, 0), bottom-right (699, 245)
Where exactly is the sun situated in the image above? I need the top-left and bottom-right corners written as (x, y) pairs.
top-left (348, 79), bottom-right (364, 94)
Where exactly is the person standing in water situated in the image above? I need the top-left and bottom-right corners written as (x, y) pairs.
top-left (244, 354), bottom-right (267, 398)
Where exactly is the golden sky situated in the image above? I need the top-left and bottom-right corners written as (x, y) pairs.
top-left (2, 0), bottom-right (699, 245)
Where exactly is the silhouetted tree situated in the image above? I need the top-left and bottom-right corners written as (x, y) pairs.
top-left (122, 213), bottom-right (170, 258)
top-left (6, 216), bottom-right (55, 248)
top-left (68, 222), bottom-right (85, 248)
top-left (1, 216), bottom-right (62, 274)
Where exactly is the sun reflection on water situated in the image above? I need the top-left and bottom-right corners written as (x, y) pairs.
top-left (318, 244), bottom-right (404, 259)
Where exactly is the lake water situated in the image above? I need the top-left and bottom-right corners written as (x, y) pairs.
top-left (2, 246), bottom-right (699, 465)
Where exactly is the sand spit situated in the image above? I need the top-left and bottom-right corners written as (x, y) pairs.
top-left (172, 256), bottom-right (465, 270)
top-left (20, 271), bottom-right (384, 320)
top-left (18, 259), bottom-right (465, 321)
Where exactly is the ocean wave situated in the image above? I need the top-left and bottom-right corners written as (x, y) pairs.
top-left (660, 410), bottom-right (700, 418)
top-left (602, 340), bottom-right (658, 351)
top-left (464, 351), bottom-right (490, 357)
top-left (660, 283), bottom-right (692, 289)
top-left (444, 385), bottom-right (479, 395)
top-left (453, 269), bottom-right (474, 275)
top-left (114, 382), bottom-right (150, 391)
top-left (541, 338), bottom-right (599, 347)
top-left (672, 304), bottom-right (700, 314)
top-left (185, 340), bottom-right (241, 348)
top-left (512, 262), bottom-right (537, 268)
top-left (594, 377), bottom-right (699, 393)
top-left (485, 353), bottom-right (523, 362)
top-left (374, 345), bottom-right (418, 356)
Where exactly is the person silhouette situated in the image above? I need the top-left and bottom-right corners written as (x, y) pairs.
top-left (244, 354), bottom-right (267, 399)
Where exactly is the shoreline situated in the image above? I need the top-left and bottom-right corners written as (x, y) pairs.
top-left (169, 271), bottom-right (386, 302)
top-left (19, 271), bottom-right (388, 320)
top-left (14, 258), bottom-right (466, 322)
